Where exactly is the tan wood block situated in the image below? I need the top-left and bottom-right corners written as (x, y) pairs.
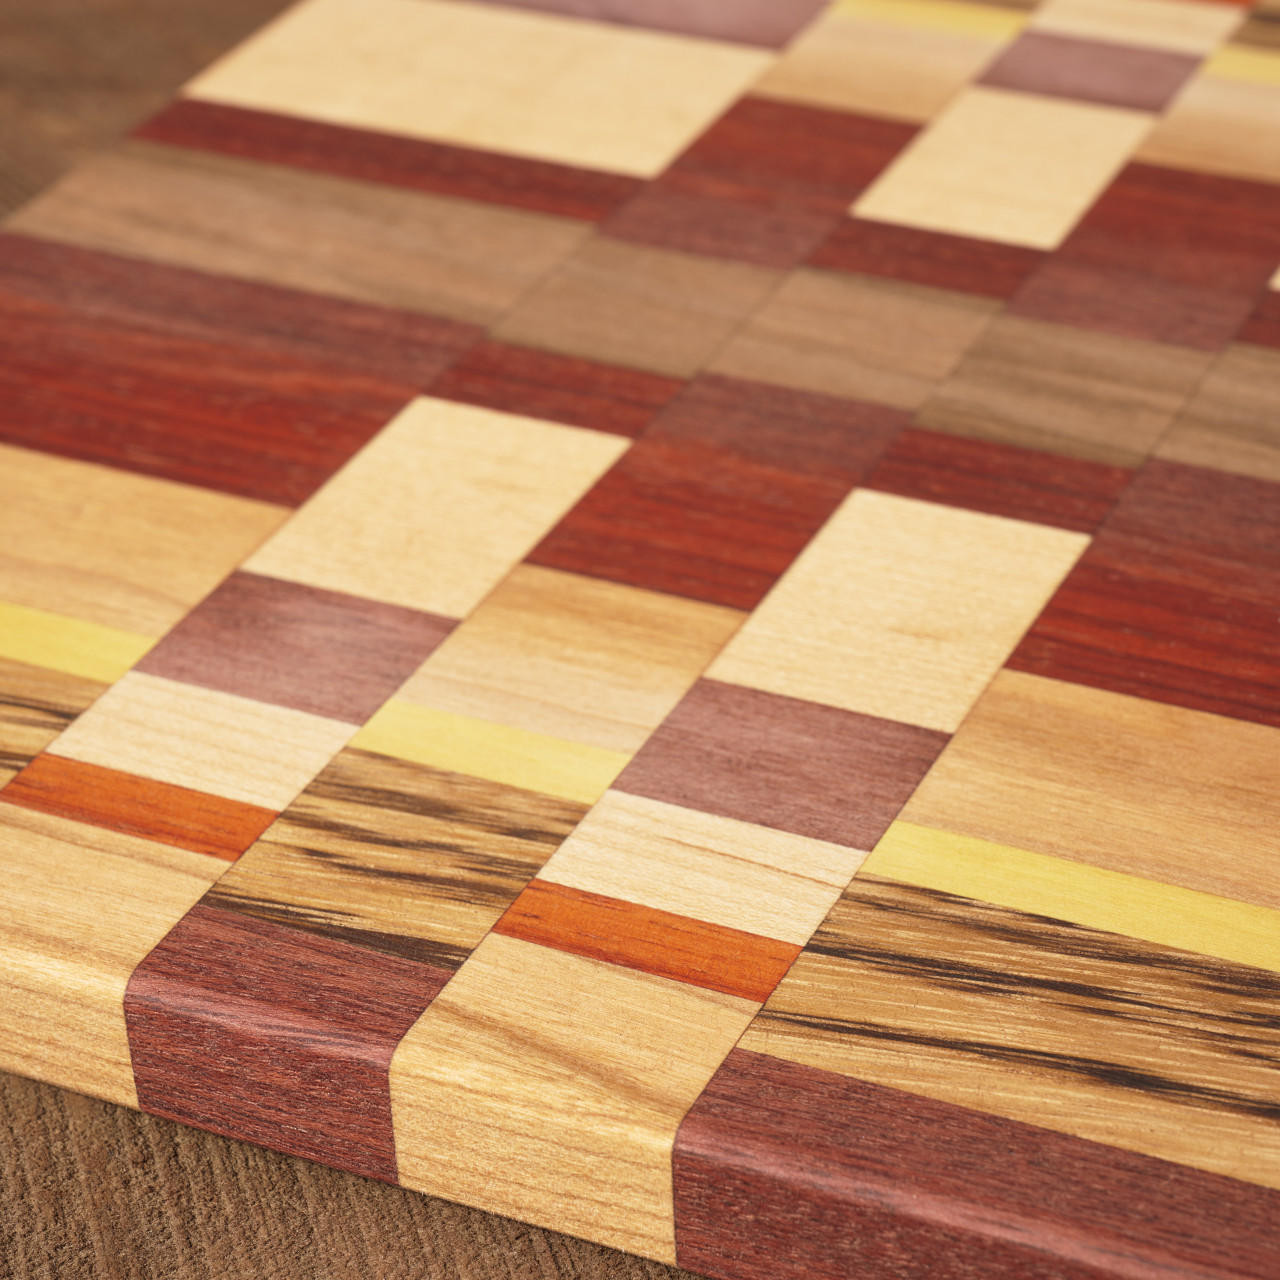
top-left (1031, 0), bottom-right (1244, 56)
top-left (8, 141), bottom-right (590, 326)
top-left (185, 0), bottom-right (770, 179)
top-left (0, 444), bottom-right (287, 637)
top-left (0, 804), bottom-right (221, 1108)
top-left (853, 87), bottom-right (1152, 251)
top-left (51, 672), bottom-right (352, 811)
top-left (903, 669), bottom-right (1280, 908)
top-left (709, 490), bottom-right (1087, 733)
top-left (389, 932), bottom-right (757, 1262)
top-left (246, 399), bottom-right (628, 618)
top-left (539, 790), bottom-right (867, 945)
top-left (400, 565), bottom-right (743, 753)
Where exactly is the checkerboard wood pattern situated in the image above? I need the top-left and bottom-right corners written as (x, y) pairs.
top-left (2, 1), bottom-right (1278, 1275)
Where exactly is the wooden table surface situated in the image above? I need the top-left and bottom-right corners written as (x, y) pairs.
top-left (2, 1), bottom-right (1279, 1278)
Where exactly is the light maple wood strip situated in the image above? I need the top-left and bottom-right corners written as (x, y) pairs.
top-left (0, 444), bottom-right (287, 638)
top-left (0, 804), bottom-right (220, 1108)
top-left (0, 658), bottom-right (105, 788)
top-left (708, 489), bottom-right (1087, 733)
top-left (902, 669), bottom-right (1280, 909)
top-left (400, 565), bottom-right (743, 754)
top-left (389, 933), bottom-right (757, 1264)
top-left (1029, 0), bottom-right (1243, 55)
top-left (245, 398), bottom-right (628, 619)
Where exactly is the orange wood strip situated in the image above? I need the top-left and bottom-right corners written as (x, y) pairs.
top-left (492, 878), bottom-right (800, 1003)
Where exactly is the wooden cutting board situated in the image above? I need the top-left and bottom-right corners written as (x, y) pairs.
top-left (1, 1), bottom-right (1278, 1276)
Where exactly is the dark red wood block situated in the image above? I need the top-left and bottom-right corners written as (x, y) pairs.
top-left (526, 437), bottom-right (851, 610)
top-left (2, 754), bottom-right (276, 862)
top-left (427, 339), bottom-right (682, 438)
top-left (136, 572), bottom-right (455, 724)
top-left (809, 217), bottom-right (1045, 301)
top-left (493, 880), bottom-right (800, 1002)
top-left (1009, 460), bottom-right (1280, 727)
top-left (979, 30), bottom-right (1199, 112)
top-left (867, 428), bottom-right (1133, 533)
top-left (125, 904), bottom-right (450, 1184)
top-left (674, 1048), bottom-right (1280, 1280)
top-left (645, 374), bottom-right (905, 482)
top-left (1238, 289), bottom-right (1280, 350)
top-left (136, 99), bottom-right (641, 222)
top-left (614, 680), bottom-right (948, 849)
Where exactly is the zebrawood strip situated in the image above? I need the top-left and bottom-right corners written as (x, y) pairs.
top-left (0, 657), bottom-right (105, 787)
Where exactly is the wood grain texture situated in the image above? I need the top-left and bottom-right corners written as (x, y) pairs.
top-left (125, 903), bottom-right (449, 1184)
top-left (204, 746), bottom-right (585, 970)
top-left (674, 1048), bottom-right (1280, 1280)
top-left (2, 754), bottom-right (276, 862)
top-left (493, 879), bottom-right (800, 1003)
top-left (0, 444), bottom-right (287, 637)
top-left (0, 804), bottom-right (220, 1108)
top-left (903, 669), bottom-right (1280, 909)
top-left (134, 98), bottom-right (643, 222)
top-left (0, 601), bottom-right (152, 686)
top-left (708, 488), bottom-right (1088, 732)
top-left (389, 932), bottom-right (757, 1263)
top-left (50, 672), bottom-right (352, 811)
top-left (615, 679), bottom-right (948, 850)
top-left (0, 659), bottom-right (105, 788)
top-left (741, 876), bottom-right (1280, 1187)
top-left (398, 565), bottom-right (743, 754)
top-left (1239, 288), bottom-right (1280, 349)
top-left (1030, 0), bottom-right (1243, 55)
top-left (184, 0), bottom-right (769, 179)
top-left (136, 573), bottom-right (454, 724)
top-left (245, 397), bottom-right (628, 618)
top-left (538, 790), bottom-right (866, 946)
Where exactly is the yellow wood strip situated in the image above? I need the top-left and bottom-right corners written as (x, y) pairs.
top-left (834, 0), bottom-right (1026, 39)
top-left (0, 601), bottom-right (152, 684)
top-left (1206, 45), bottom-right (1280, 86)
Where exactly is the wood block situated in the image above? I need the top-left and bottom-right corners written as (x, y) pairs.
top-left (753, 1), bottom-right (1024, 124)
top-left (538, 790), bottom-right (866, 945)
top-left (135, 98), bottom-right (643, 222)
top-left (244, 397), bottom-right (628, 618)
top-left (205, 747), bottom-right (584, 969)
top-left (185, 0), bottom-right (770, 179)
top-left (0, 444), bottom-right (287, 637)
top-left (1240, 288), bottom-right (1280, 349)
top-left (50, 672), bottom-right (352, 811)
top-left (2, 755), bottom-right (276, 862)
top-left (398, 565), bottom-right (744, 753)
top-left (902, 669), bottom-right (1280, 908)
top-left (866, 428), bottom-right (1133, 532)
top-left (126, 903), bottom-right (450, 1183)
top-left (615, 679), bottom-right (948, 850)
top-left (493, 879), bottom-right (800, 1002)
top-left (709, 269), bottom-right (997, 411)
top-left (0, 659), bottom-right (105, 788)
top-left (0, 804), bottom-right (220, 1108)
top-left (136, 573), bottom-right (454, 724)
top-left (866, 820), bottom-right (1280, 974)
top-left (741, 876), bottom-right (1280, 1188)
top-left (917, 314), bottom-right (1213, 466)
top-left (8, 141), bottom-right (591, 329)
top-left (428, 341), bottom-right (682, 439)
top-left (1029, 0), bottom-right (1244, 55)
top-left (674, 1049), bottom-right (1280, 1280)
top-left (708, 489), bottom-right (1087, 733)
top-left (492, 236), bottom-right (780, 379)
top-left (853, 87), bottom-right (1151, 251)
top-left (389, 932), bottom-right (757, 1261)
top-left (0, 601), bottom-right (151, 686)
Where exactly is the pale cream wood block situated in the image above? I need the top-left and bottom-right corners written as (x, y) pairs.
top-left (389, 933), bottom-right (757, 1263)
top-left (245, 399), bottom-right (628, 618)
top-left (852, 87), bottom-right (1153, 251)
top-left (399, 565), bottom-right (744, 753)
top-left (539, 790), bottom-right (867, 944)
top-left (1030, 0), bottom-right (1244, 55)
top-left (0, 805), bottom-right (221, 1108)
top-left (185, 0), bottom-right (770, 179)
top-left (708, 490), bottom-right (1087, 734)
top-left (903, 669), bottom-right (1280, 909)
top-left (0, 444), bottom-right (287, 637)
top-left (50, 672), bottom-right (352, 810)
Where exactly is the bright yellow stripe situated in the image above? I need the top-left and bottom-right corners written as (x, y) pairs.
top-left (833, 0), bottom-right (1025, 40)
top-left (0, 601), bottom-right (152, 683)
top-left (864, 821), bottom-right (1280, 974)
top-left (1205, 45), bottom-right (1280, 87)
top-left (351, 700), bottom-right (629, 806)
